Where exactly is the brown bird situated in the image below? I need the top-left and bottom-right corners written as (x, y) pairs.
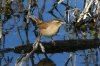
top-left (37, 19), bottom-right (64, 37)
top-left (29, 15), bottom-right (64, 37)
top-left (29, 15), bottom-right (64, 45)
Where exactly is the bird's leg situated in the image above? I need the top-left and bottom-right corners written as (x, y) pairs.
top-left (51, 37), bottom-right (56, 46)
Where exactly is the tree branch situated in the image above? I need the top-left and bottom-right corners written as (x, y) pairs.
top-left (0, 39), bottom-right (100, 54)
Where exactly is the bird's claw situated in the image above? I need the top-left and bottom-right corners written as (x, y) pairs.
top-left (51, 40), bottom-right (56, 46)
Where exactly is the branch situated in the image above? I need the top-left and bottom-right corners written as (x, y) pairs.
top-left (96, 0), bottom-right (100, 21)
top-left (0, 39), bottom-right (100, 54)
top-left (77, 0), bottom-right (94, 23)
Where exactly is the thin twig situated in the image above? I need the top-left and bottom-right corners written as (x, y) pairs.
top-left (77, 0), bottom-right (94, 22)
top-left (30, 55), bottom-right (34, 66)
top-left (0, 20), bottom-right (3, 44)
top-left (12, 16), bottom-right (24, 45)
top-left (15, 33), bottom-right (41, 66)
top-left (73, 54), bottom-right (76, 66)
top-left (38, 0), bottom-right (46, 20)
top-left (25, 0), bottom-right (32, 45)
top-left (82, 50), bottom-right (89, 66)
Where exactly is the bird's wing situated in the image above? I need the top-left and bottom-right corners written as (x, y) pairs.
top-left (37, 23), bottom-right (49, 29)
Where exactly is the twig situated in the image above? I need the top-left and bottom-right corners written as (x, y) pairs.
top-left (88, 49), bottom-right (95, 63)
top-left (64, 55), bottom-right (72, 66)
top-left (27, 0), bottom-right (31, 24)
top-left (73, 54), bottom-right (76, 66)
top-left (95, 49), bottom-right (98, 66)
top-left (25, 0), bottom-right (32, 45)
top-left (12, 16), bottom-right (24, 45)
top-left (82, 50), bottom-right (89, 66)
top-left (15, 41), bottom-right (39, 66)
top-left (48, 10), bottom-right (59, 18)
top-left (70, 52), bottom-right (73, 66)
top-left (0, 20), bottom-right (3, 44)
top-left (77, 0), bottom-right (94, 23)
top-left (28, 15), bottom-right (42, 25)
top-left (38, 0), bottom-right (46, 20)
top-left (15, 33), bottom-right (42, 66)
top-left (55, 7), bottom-right (64, 19)
top-left (30, 55), bottom-right (34, 66)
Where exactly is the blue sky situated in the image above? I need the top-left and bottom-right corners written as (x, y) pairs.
top-left (1, 0), bottom-right (100, 66)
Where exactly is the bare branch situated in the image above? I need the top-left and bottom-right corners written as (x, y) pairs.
top-left (1, 39), bottom-right (100, 54)
top-left (77, 0), bottom-right (94, 23)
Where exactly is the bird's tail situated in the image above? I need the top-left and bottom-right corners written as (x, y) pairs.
top-left (29, 15), bottom-right (42, 25)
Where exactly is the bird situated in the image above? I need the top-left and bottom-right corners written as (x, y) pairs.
top-left (28, 15), bottom-right (65, 56)
top-left (29, 15), bottom-right (65, 45)
top-left (37, 19), bottom-right (64, 37)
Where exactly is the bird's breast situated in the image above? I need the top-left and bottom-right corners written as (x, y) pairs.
top-left (39, 25), bottom-right (59, 37)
